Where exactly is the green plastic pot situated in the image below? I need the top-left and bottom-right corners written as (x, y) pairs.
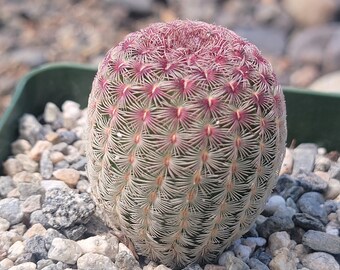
top-left (1, 62), bottom-right (340, 174)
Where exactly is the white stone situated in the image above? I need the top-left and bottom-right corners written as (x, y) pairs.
top-left (302, 252), bottom-right (340, 270)
top-left (0, 217), bottom-right (10, 231)
top-left (44, 102), bottom-right (61, 123)
top-left (41, 180), bottom-right (69, 191)
top-left (8, 262), bottom-right (36, 270)
top-left (77, 235), bottom-right (118, 260)
top-left (77, 253), bottom-right (116, 270)
top-left (0, 258), bottom-right (14, 269)
top-left (268, 231), bottom-right (291, 254)
top-left (48, 238), bottom-right (83, 264)
top-left (269, 247), bottom-right (297, 270)
top-left (7, 241), bottom-right (25, 261)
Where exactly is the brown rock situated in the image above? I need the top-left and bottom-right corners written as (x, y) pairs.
top-left (53, 168), bottom-right (80, 187)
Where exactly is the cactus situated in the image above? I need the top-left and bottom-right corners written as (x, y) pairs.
top-left (86, 20), bottom-right (286, 268)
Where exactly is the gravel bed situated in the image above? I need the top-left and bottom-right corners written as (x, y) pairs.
top-left (0, 100), bottom-right (339, 270)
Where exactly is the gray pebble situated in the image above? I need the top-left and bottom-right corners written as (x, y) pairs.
top-left (256, 215), bottom-right (295, 239)
top-left (19, 114), bottom-right (43, 145)
top-left (293, 212), bottom-right (325, 231)
top-left (115, 251), bottom-right (141, 270)
top-left (324, 200), bottom-right (338, 214)
top-left (44, 228), bottom-right (66, 250)
top-left (282, 185), bottom-right (305, 201)
top-left (18, 182), bottom-right (45, 201)
top-left (329, 163), bottom-right (340, 181)
top-left (62, 224), bottom-right (87, 240)
top-left (295, 171), bottom-right (328, 192)
top-left (53, 160), bottom-right (69, 170)
top-left (57, 130), bottom-right (77, 145)
top-left (0, 198), bottom-right (24, 225)
top-left (182, 264), bottom-right (203, 270)
top-left (51, 142), bottom-right (68, 153)
top-left (30, 210), bottom-right (49, 227)
top-left (24, 235), bottom-right (48, 261)
top-left (224, 251), bottom-right (250, 270)
top-left (233, 244), bottom-right (252, 262)
top-left (0, 176), bottom-right (15, 198)
top-left (247, 258), bottom-right (269, 270)
top-left (252, 248), bottom-right (272, 266)
top-left (303, 230), bottom-right (340, 254)
top-left (297, 192), bottom-right (328, 224)
top-left (40, 150), bottom-right (53, 179)
top-left (42, 188), bottom-right (95, 229)
top-left (14, 252), bottom-right (35, 265)
top-left (71, 157), bottom-right (86, 171)
top-left (263, 195), bottom-right (286, 216)
top-left (275, 174), bottom-right (296, 193)
top-left (36, 259), bottom-right (54, 270)
top-left (292, 143), bottom-right (317, 175)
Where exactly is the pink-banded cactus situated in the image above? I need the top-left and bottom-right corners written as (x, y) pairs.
top-left (86, 20), bottom-right (286, 268)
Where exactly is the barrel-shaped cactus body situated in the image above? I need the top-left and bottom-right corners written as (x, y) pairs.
top-left (86, 20), bottom-right (286, 268)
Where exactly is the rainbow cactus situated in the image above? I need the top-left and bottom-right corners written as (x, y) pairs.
top-left (86, 20), bottom-right (286, 268)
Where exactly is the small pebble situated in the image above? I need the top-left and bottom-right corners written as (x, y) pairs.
top-left (0, 258), bottom-right (14, 269)
top-left (0, 198), bottom-right (24, 225)
top-left (43, 102), bottom-right (61, 123)
top-left (49, 151), bottom-right (65, 164)
top-left (40, 180), bottom-right (69, 191)
top-left (40, 150), bottom-right (53, 179)
top-left (268, 231), bottom-right (291, 255)
top-left (268, 247), bottom-right (297, 270)
top-left (23, 223), bottom-right (47, 239)
top-left (8, 262), bottom-right (36, 270)
top-left (302, 230), bottom-right (340, 254)
top-left (22, 194), bottom-right (42, 214)
top-left (77, 253), bottom-right (116, 270)
top-left (264, 195), bottom-right (286, 216)
top-left (0, 217), bottom-right (11, 231)
top-left (48, 238), bottom-right (83, 264)
top-left (52, 168), bottom-right (80, 187)
top-left (3, 158), bottom-right (23, 176)
top-left (301, 252), bottom-right (340, 270)
top-left (7, 241), bottom-right (25, 261)
top-left (77, 235), bottom-right (118, 260)
top-left (292, 143), bottom-right (317, 175)
top-left (11, 139), bottom-right (32, 155)
top-left (29, 141), bottom-right (52, 161)
top-left (15, 154), bottom-right (38, 173)
top-left (297, 192), bottom-right (328, 224)
top-left (223, 251), bottom-right (250, 270)
top-left (0, 176), bottom-right (15, 198)
top-left (292, 213), bottom-right (325, 231)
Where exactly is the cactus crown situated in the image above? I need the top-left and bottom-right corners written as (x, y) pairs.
top-left (86, 20), bottom-right (286, 268)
